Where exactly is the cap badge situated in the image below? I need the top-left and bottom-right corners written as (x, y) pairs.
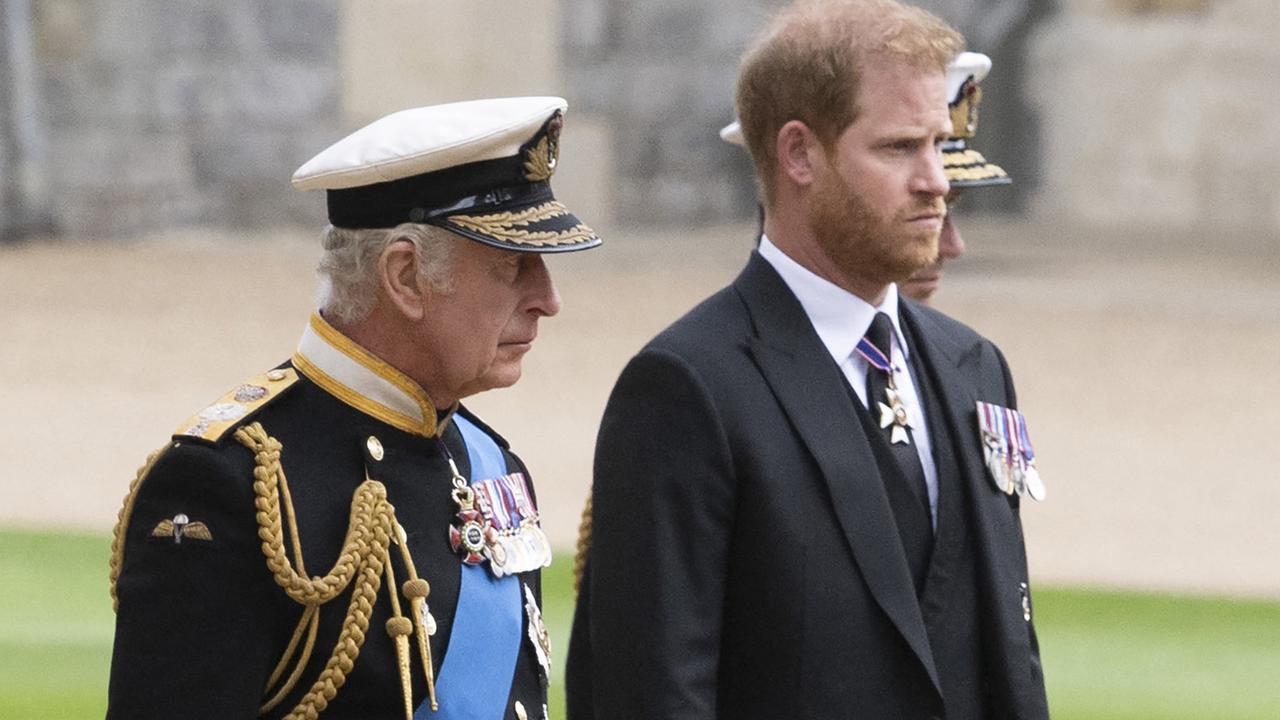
top-left (950, 76), bottom-right (983, 139)
top-left (523, 111), bottom-right (563, 182)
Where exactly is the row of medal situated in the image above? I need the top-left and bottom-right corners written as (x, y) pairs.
top-left (451, 471), bottom-right (553, 577)
top-left (976, 401), bottom-right (1046, 502)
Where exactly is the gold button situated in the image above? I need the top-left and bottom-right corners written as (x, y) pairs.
top-left (266, 369), bottom-right (287, 382)
top-left (366, 436), bottom-right (384, 461)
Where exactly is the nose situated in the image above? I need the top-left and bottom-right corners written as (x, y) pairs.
top-left (938, 214), bottom-right (965, 260)
top-left (525, 255), bottom-right (562, 318)
top-left (914, 149), bottom-right (951, 199)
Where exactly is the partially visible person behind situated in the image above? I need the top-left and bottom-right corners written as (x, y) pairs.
top-left (719, 51), bottom-right (1012, 304)
top-left (107, 97), bottom-right (598, 720)
top-left (902, 50), bottom-right (1011, 303)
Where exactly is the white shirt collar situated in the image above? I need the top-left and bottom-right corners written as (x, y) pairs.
top-left (293, 312), bottom-right (451, 437)
top-left (758, 234), bottom-right (909, 363)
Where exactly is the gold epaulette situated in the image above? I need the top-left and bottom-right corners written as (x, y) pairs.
top-left (173, 367), bottom-right (300, 445)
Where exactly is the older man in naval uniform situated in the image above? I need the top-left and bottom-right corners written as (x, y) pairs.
top-left (567, 1), bottom-right (1049, 718)
top-left (108, 97), bottom-right (597, 720)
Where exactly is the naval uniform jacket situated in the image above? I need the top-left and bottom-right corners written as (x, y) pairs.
top-left (566, 252), bottom-right (1049, 719)
top-left (108, 314), bottom-right (549, 720)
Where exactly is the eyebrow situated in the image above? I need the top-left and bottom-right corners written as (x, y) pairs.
top-left (875, 129), bottom-right (939, 145)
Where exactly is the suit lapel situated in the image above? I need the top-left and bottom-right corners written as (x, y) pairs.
top-left (734, 254), bottom-right (941, 694)
top-left (899, 302), bottom-right (1024, 562)
top-left (900, 302), bottom-right (1037, 695)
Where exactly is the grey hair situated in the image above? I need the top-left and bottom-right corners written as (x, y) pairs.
top-left (317, 222), bottom-right (458, 325)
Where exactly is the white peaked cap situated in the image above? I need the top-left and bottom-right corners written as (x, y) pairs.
top-left (946, 52), bottom-right (992, 105)
top-left (290, 96), bottom-right (601, 252)
top-left (292, 97), bottom-right (568, 190)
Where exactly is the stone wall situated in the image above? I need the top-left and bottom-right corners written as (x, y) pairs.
top-left (6, 0), bottom-right (1276, 243)
top-left (1, 0), bottom-right (53, 239)
top-left (559, 0), bottom-right (1056, 225)
top-left (560, 0), bottom-right (771, 225)
top-left (334, 0), bottom-right (612, 228)
top-left (0, 0), bottom-right (610, 241)
top-left (1029, 0), bottom-right (1280, 244)
top-left (1, 0), bottom-right (342, 240)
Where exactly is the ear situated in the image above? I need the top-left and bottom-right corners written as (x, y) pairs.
top-left (776, 120), bottom-right (823, 188)
top-left (379, 239), bottom-right (427, 321)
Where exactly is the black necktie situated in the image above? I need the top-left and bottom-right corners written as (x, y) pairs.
top-left (863, 312), bottom-right (934, 589)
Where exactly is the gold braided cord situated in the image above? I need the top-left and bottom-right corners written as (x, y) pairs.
top-left (259, 605), bottom-right (320, 715)
top-left (241, 420), bottom-right (325, 712)
top-left (275, 457), bottom-right (309, 574)
top-left (240, 425), bottom-right (362, 606)
top-left (282, 515), bottom-right (390, 720)
top-left (235, 422), bottom-right (404, 720)
top-left (382, 551), bottom-right (414, 720)
top-left (260, 449), bottom-right (321, 710)
top-left (392, 526), bottom-right (438, 710)
top-left (572, 493), bottom-right (593, 595)
top-left (110, 444), bottom-right (173, 612)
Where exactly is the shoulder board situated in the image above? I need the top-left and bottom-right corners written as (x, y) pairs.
top-left (172, 367), bottom-right (301, 445)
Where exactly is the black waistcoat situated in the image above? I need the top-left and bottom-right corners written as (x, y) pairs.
top-left (908, 321), bottom-right (990, 720)
top-left (848, 319), bottom-right (991, 719)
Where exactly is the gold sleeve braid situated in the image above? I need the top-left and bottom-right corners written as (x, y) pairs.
top-left (236, 422), bottom-right (435, 720)
top-left (572, 493), bottom-right (593, 595)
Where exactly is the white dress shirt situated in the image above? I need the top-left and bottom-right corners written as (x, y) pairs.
top-left (758, 235), bottom-right (939, 527)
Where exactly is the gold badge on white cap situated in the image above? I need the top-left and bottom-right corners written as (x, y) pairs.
top-left (942, 52), bottom-right (1011, 188)
top-left (293, 97), bottom-right (601, 252)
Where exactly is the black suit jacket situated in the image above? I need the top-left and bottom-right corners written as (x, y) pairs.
top-left (567, 252), bottom-right (1048, 719)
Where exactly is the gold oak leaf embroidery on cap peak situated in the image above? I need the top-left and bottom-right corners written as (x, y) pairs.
top-left (448, 201), bottom-right (596, 247)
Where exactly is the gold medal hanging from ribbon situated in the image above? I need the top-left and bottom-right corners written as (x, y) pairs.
top-left (440, 446), bottom-right (491, 565)
top-left (856, 334), bottom-right (914, 445)
top-left (438, 438), bottom-right (552, 574)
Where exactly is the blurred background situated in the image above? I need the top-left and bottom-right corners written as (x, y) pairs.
top-left (2, 0), bottom-right (1278, 717)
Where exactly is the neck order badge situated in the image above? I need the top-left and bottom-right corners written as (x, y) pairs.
top-left (858, 314), bottom-right (914, 445)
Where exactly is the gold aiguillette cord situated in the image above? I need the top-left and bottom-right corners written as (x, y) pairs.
top-left (391, 520), bottom-right (439, 711)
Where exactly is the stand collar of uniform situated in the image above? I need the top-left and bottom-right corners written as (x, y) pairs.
top-left (758, 234), bottom-right (908, 364)
top-left (292, 312), bottom-right (455, 438)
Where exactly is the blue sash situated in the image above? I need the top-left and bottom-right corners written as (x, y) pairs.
top-left (416, 415), bottom-right (523, 719)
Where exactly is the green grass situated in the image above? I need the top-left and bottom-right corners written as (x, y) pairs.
top-left (0, 530), bottom-right (116, 719)
top-left (1036, 588), bottom-right (1280, 719)
top-left (2, 529), bottom-right (1278, 719)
